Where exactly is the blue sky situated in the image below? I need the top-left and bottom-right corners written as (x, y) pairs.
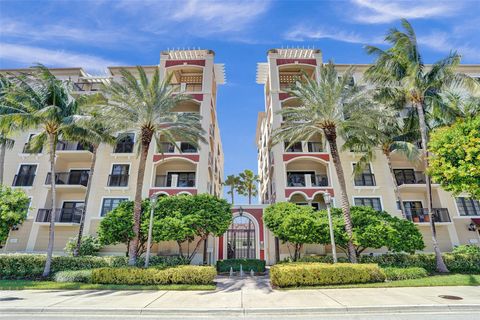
top-left (1, 0), bottom-right (479, 203)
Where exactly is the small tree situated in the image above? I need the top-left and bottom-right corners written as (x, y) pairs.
top-left (223, 175), bottom-right (240, 204)
top-left (64, 235), bottom-right (102, 256)
top-left (264, 202), bottom-right (323, 261)
top-left (97, 200), bottom-right (151, 257)
top-left (317, 206), bottom-right (424, 257)
top-left (0, 186), bottom-right (30, 246)
top-left (153, 194), bottom-right (231, 264)
top-left (428, 116), bottom-right (480, 199)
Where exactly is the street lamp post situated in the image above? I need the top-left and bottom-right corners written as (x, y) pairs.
top-left (323, 192), bottom-right (337, 263)
top-left (145, 193), bottom-right (159, 268)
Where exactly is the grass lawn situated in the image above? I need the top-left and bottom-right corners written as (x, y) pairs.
top-left (281, 274), bottom-right (480, 290)
top-left (0, 280), bottom-right (215, 291)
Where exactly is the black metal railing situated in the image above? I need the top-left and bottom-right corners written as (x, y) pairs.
top-left (312, 174), bottom-right (329, 187)
top-left (108, 174), bottom-right (129, 187)
top-left (405, 208), bottom-right (451, 223)
top-left (180, 142), bottom-right (197, 153)
top-left (36, 208), bottom-right (82, 223)
top-left (155, 175), bottom-right (196, 188)
top-left (394, 170), bottom-right (426, 185)
top-left (354, 173), bottom-right (376, 186)
top-left (56, 141), bottom-right (93, 152)
top-left (12, 174), bottom-right (35, 187)
top-left (287, 173), bottom-right (329, 187)
top-left (45, 172), bottom-right (89, 186)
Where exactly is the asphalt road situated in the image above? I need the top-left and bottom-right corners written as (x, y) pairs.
top-left (1, 312), bottom-right (479, 320)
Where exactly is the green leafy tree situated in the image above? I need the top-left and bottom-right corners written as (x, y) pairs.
top-left (0, 65), bottom-right (96, 276)
top-left (0, 186), bottom-right (30, 246)
top-left (428, 116), bottom-right (480, 198)
top-left (100, 67), bottom-right (206, 266)
top-left (223, 175), bottom-right (240, 204)
top-left (264, 202), bottom-right (323, 261)
top-left (318, 206), bottom-right (424, 257)
top-left (237, 170), bottom-right (259, 204)
top-left (153, 194), bottom-right (231, 264)
top-left (365, 19), bottom-right (478, 272)
top-left (273, 62), bottom-right (372, 263)
top-left (0, 75), bottom-right (16, 185)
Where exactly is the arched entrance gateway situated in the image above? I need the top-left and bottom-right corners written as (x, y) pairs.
top-left (227, 215), bottom-right (256, 259)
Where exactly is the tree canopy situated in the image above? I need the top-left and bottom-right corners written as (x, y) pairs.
top-left (428, 116), bottom-right (480, 198)
top-left (0, 186), bottom-right (30, 245)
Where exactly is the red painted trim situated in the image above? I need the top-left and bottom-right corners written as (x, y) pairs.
top-left (148, 188), bottom-right (197, 197)
top-left (285, 188), bottom-right (334, 198)
top-left (276, 59), bottom-right (317, 66)
top-left (165, 60), bottom-right (205, 67)
top-left (190, 94), bottom-right (203, 101)
top-left (279, 92), bottom-right (290, 100)
top-left (218, 236), bottom-right (224, 260)
top-left (283, 153), bottom-right (330, 162)
top-left (153, 154), bottom-right (199, 162)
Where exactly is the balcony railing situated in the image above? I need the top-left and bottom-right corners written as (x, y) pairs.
top-left (45, 172), bottom-right (89, 186)
top-left (155, 175), bottom-right (196, 188)
top-left (307, 142), bottom-right (323, 153)
top-left (13, 174), bottom-right (35, 187)
top-left (354, 173), bottom-right (376, 186)
top-left (395, 170), bottom-right (426, 185)
top-left (108, 174), bottom-right (129, 187)
top-left (287, 173), bottom-right (328, 187)
top-left (405, 208), bottom-right (451, 223)
top-left (170, 83), bottom-right (202, 93)
top-left (312, 174), bottom-right (329, 187)
top-left (56, 141), bottom-right (93, 152)
top-left (73, 82), bottom-right (102, 92)
top-left (36, 208), bottom-right (82, 224)
top-left (158, 142), bottom-right (175, 153)
top-left (284, 141), bottom-right (324, 153)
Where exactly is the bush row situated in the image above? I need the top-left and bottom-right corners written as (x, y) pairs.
top-left (216, 259), bottom-right (266, 273)
top-left (0, 254), bottom-right (188, 279)
top-left (270, 263), bottom-right (386, 288)
top-left (91, 266), bottom-right (216, 285)
top-left (383, 267), bottom-right (428, 281)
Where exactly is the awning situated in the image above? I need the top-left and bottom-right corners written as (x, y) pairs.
top-left (471, 218), bottom-right (480, 226)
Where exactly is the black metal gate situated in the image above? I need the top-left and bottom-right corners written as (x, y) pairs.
top-left (226, 216), bottom-right (256, 259)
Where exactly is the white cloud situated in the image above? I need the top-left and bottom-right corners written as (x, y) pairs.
top-left (0, 43), bottom-right (121, 74)
top-left (285, 25), bottom-right (383, 44)
top-left (418, 32), bottom-right (480, 61)
top-left (350, 0), bottom-right (458, 24)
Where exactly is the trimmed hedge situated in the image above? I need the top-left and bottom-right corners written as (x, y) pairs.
top-left (0, 254), bottom-right (188, 279)
top-left (383, 267), bottom-right (428, 281)
top-left (91, 266), bottom-right (216, 285)
top-left (54, 270), bottom-right (92, 283)
top-left (270, 263), bottom-right (386, 288)
top-left (217, 259), bottom-right (266, 273)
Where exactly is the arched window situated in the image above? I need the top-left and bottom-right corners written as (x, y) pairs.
top-left (226, 215), bottom-right (256, 259)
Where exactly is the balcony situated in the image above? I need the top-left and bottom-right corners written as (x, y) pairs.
top-left (13, 174), bottom-right (35, 187)
top-left (36, 208), bottom-right (82, 224)
top-left (155, 173), bottom-right (196, 188)
top-left (108, 174), bottom-right (129, 187)
top-left (170, 83), bottom-right (202, 93)
top-left (287, 173), bottom-right (328, 187)
top-left (56, 141), bottom-right (93, 161)
top-left (158, 142), bottom-right (198, 154)
top-left (394, 170), bottom-right (426, 185)
top-left (354, 173), bottom-right (376, 187)
top-left (45, 172), bottom-right (89, 191)
top-left (406, 208), bottom-right (451, 223)
top-left (73, 82), bottom-right (102, 92)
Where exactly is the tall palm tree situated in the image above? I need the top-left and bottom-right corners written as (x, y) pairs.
top-left (238, 169), bottom-right (259, 204)
top-left (0, 75), bottom-right (16, 185)
top-left (224, 174), bottom-right (240, 204)
top-left (0, 65), bottom-right (94, 276)
top-left (365, 19), bottom-right (479, 272)
top-left (344, 104), bottom-right (420, 218)
top-left (100, 66), bottom-right (205, 265)
top-left (273, 62), bottom-right (371, 263)
top-left (72, 94), bottom-right (116, 256)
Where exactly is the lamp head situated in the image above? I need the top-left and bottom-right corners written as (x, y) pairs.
top-left (323, 192), bottom-right (331, 205)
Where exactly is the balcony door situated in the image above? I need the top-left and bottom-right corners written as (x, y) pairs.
top-left (68, 170), bottom-right (89, 186)
top-left (61, 201), bottom-right (84, 223)
top-left (404, 201), bottom-right (423, 220)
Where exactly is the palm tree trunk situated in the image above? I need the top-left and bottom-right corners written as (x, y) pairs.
top-left (74, 145), bottom-right (98, 256)
top-left (230, 186), bottom-right (234, 204)
top-left (202, 235), bottom-right (208, 265)
top-left (324, 127), bottom-right (357, 263)
top-left (415, 102), bottom-right (449, 273)
top-left (248, 185), bottom-right (252, 204)
top-left (384, 150), bottom-right (407, 218)
top-left (0, 143), bottom-right (5, 185)
top-left (43, 134), bottom-right (56, 277)
top-left (128, 141), bottom-right (150, 266)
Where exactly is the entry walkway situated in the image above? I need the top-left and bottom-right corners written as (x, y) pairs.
top-left (0, 277), bottom-right (479, 316)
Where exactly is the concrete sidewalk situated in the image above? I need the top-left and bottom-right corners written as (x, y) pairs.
top-left (0, 276), bottom-right (479, 316)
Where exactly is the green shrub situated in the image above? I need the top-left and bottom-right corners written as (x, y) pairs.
top-left (296, 256), bottom-right (350, 263)
top-left (216, 259), bottom-right (266, 273)
top-left (383, 267), bottom-right (428, 281)
top-left (91, 266), bottom-right (216, 285)
top-left (54, 270), bottom-right (92, 283)
top-left (452, 245), bottom-right (480, 256)
top-left (64, 236), bottom-right (102, 256)
top-left (270, 263), bottom-right (386, 288)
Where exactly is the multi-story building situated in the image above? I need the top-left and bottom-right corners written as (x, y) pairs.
top-left (256, 48), bottom-right (480, 262)
top-left (2, 49), bottom-right (225, 263)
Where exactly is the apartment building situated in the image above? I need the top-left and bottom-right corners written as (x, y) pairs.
top-left (255, 48), bottom-right (480, 261)
top-left (2, 49), bottom-right (225, 263)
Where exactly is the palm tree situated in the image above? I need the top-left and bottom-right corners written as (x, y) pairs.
top-left (365, 19), bottom-right (479, 272)
top-left (344, 104), bottom-right (420, 218)
top-left (273, 62), bottom-right (372, 263)
top-left (100, 66), bottom-right (205, 265)
top-left (0, 75), bottom-right (16, 185)
top-left (224, 174), bottom-right (240, 204)
top-left (72, 94), bottom-right (116, 256)
top-left (237, 169), bottom-right (259, 204)
top-left (0, 65), bottom-right (94, 276)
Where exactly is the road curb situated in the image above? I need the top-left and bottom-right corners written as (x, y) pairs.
top-left (2, 304), bottom-right (480, 316)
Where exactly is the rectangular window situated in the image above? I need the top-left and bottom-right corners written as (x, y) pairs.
top-left (354, 197), bottom-right (382, 211)
top-left (13, 165), bottom-right (37, 186)
top-left (108, 164), bottom-right (129, 187)
top-left (167, 172), bottom-right (195, 187)
top-left (101, 198), bottom-right (128, 217)
top-left (287, 171), bottom-right (315, 187)
top-left (456, 197), bottom-right (480, 216)
top-left (284, 141), bottom-right (303, 152)
top-left (353, 163), bottom-right (376, 186)
top-left (180, 142), bottom-right (197, 153)
top-left (114, 133), bottom-right (134, 153)
top-left (61, 201), bottom-right (84, 223)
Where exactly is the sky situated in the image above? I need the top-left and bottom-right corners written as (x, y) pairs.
top-left (1, 0), bottom-right (479, 203)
